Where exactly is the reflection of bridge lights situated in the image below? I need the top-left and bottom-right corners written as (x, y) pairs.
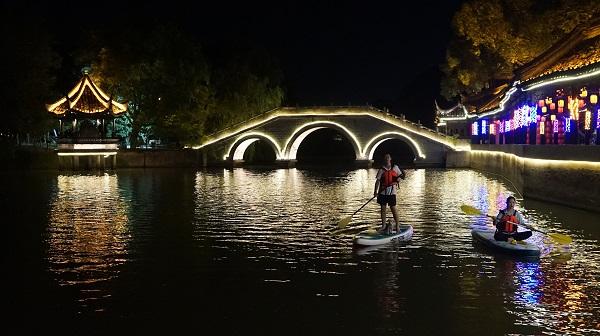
top-left (363, 132), bottom-right (426, 159)
top-left (515, 261), bottom-right (543, 306)
top-left (283, 121), bottom-right (362, 160)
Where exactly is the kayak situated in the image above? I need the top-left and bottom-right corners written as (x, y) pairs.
top-left (471, 228), bottom-right (540, 257)
top-left (354, 225), bottom-right (413, 246)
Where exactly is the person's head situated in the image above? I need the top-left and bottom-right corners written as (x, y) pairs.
top-left (383, 153), bottom-right (391, 165)
top-left (506, 196), bottom-right (516, 209)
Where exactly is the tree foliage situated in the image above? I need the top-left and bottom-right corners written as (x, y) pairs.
top-left (80, 28), bottom-right (284, 147)
top-left (441, 0), bottom-right (600, 99)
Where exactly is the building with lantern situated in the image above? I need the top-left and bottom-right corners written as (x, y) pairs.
top-left (46, 69), bottom-right (127, 169)
top-left (436, 18), bottom-right (600, 146)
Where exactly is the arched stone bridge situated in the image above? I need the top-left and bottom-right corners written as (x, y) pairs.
top-left (195, 106), bottom-right (470, 167)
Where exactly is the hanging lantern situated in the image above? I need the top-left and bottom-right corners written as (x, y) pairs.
top-left (558, 99), bottom-right (565, 108)
top-left (578, 99), bottom-right (585, 109)
top-left (540, 118), bottom-right (545, 135)
top-left (558, 107), bottom-right (564, 113)
top-left (546, 97), bottom-right (552, 105)
top-left (538, 100), bottom-right (545, 107)
top-left (542, 106), bottom-right (547, 113)
top-left (580, 87), bottom-right (588, 97)
top-left (591, 94), bottom-right (598, 104)
top-left (551, 114), bottom-right (556, 121)
top-left (550, 103), bottom-right (556, 110)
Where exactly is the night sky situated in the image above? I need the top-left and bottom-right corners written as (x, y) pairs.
top-left (8, 0), bottom-right (464, 125)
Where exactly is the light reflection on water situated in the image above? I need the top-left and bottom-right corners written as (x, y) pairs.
top-left (14, 168), bottom-right (599, 334)
top-left (46, 174), bottom-right (131, 309)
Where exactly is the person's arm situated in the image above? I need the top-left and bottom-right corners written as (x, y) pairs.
top-left (374, 169), bottom-right (382, 196)
top-left (516, 211), bottom-right (526, 227)
top-left (494, 211), bottom-right (503, 228)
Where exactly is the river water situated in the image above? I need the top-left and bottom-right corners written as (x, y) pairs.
top-left (4, 168), bottom-right (600, 335)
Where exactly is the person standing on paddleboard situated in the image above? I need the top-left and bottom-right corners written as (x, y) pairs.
top-left (493, 196), bottom-right (532, 244)
top-left (373, 153), bottom-right (406, 234)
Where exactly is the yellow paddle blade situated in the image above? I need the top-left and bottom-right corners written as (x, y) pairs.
top-left (548, 233), bottom-right (573, 245)
top-left (460, 204), bottom-right (483, 216)
top-left (337, 216), bottom-right (352, 228)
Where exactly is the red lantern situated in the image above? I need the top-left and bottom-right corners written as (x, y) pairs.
top-left (538, 100), bottom-right (545, 107)
top-left (550, 103), bottom-right (556, 110)
top-left (558, 107), bottom-right (564, 113)
top-left (578, 99), bottom-right (585, 109)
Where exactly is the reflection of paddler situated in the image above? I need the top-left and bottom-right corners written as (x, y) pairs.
top-left (493, 196), bottom-right (532, 244)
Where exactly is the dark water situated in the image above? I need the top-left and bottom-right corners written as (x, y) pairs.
top-left (3, 168), bottom-right (600, 335)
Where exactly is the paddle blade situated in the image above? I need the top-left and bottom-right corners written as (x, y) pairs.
top-left (460, 204), bottom-right (483, 216)
top-left (548, 233), bottom-right (573, 245)
top-left (337, 216), bottom-right (352, 228)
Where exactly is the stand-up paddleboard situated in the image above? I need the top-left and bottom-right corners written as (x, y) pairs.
top-left (354, 225), bottom-right (413, 246)
top-left (471, 228), bottom-right (540, 257)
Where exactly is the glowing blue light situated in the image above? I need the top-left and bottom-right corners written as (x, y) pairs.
top-left (514, 261), bottom-right (542, 306)
top-left (565, 118), bottom-right (571, 133)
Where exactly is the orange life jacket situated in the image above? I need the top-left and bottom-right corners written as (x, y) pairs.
top-left (379, 167), bottom-right (399, 192)
top-left (498, 210), bottom-right (518, 233)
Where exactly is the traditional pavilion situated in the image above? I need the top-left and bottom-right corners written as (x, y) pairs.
top-left (46, 68), bottom-right (127, 169)
top-left (436, 18), bottom-right (600, 146)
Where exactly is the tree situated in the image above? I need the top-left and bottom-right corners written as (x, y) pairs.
top-left (441, 0), bottom-right (600, 99)
top-left (88, 25), bottom-right (213, 148)
top-left (204, 46), bottom-right (284, 135)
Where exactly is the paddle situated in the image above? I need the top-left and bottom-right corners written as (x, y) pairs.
top-left (460, 204), bottom-right (572, 245)
top-left (337, 195), bottom-right (377, 228)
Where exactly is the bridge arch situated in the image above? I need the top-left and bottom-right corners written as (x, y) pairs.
top-left (227, 132), bottom-right (283, 161)
top-left (363, 132), bottom-right (426, 160)
top-left (283, 121), bottom-right (362, 160)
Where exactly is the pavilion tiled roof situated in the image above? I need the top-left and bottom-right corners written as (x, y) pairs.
top-left (47, 74), bottom-right (127, 117)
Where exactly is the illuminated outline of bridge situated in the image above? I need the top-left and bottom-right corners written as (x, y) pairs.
top-left (195, 106), bottom-right (471, 167)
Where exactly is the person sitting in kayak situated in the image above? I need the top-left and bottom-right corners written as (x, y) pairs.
top-left (373, 153), bottom-right (406, 234)
top-left (493, 196), bottom-right (532, 244)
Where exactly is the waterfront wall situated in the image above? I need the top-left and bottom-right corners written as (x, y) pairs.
top-left (464, 145), bottom-right (600, 212)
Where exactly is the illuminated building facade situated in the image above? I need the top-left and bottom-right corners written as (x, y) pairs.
top-left (436, 18), bottom-right (600, 146)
